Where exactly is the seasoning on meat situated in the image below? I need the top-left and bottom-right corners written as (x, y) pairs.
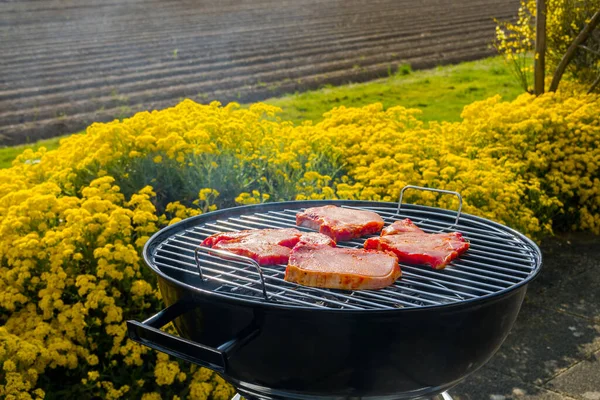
top-left (297, 231), bottom-right (338, 246)
top-left (364, 219), bottom-right (469, 270)
top-left (381, 218), bottom-right (425, 235)
top-left (285, 244), bottom-right (401, 290)
top-left (201, 228), bottom-right (335, 265)
top-left (296, 205), bottom-right (384, 242)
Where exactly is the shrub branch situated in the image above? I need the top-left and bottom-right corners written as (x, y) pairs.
top-left (549, 9), bottom-right (600, 92)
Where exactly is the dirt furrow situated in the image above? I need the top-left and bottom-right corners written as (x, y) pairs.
top-left (0, 15), bottom-right (505, 103)
top-left (2, 0), bottom-right (510, 63)
top-left (0, 45), bottom-right (492, 145)
top-left (0, 0), bottom-right (518, 144)
top-left (1, 10), bottom-right (508, 86)
top-left (2, 0), bottom-right (511, 50)
top-left (1, 33), bottom-right (492, 125)
top-left (1, 24), bottom-right (495, 114)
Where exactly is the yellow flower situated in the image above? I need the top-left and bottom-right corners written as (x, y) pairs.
top-left (142, 393), bottom-right (162, 400)
top-left (1, 89), bottom-right (598, 400)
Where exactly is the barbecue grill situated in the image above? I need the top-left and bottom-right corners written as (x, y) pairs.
top-left (127, 186), bottom-right (542, 400)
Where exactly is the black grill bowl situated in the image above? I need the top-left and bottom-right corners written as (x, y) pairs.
top-left (127, 200), bottom-right (542, 400)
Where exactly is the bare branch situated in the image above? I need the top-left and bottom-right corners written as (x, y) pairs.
top-left (588, 73), bottom-right (600, 94)
top-left (549, 9), bottom-right (600, 92)
top-left (578, 44), bottom-right (600, 57)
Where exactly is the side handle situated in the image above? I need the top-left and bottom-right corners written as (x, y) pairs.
top-left (127, 299), bottom-right (257, 373)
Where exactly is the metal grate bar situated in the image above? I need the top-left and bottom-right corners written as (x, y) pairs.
top-left (465, 248), bottom-right (534, 266)
top-left (400, 265), bottom-right (508, 291)
top-left (397, 277), bottom-right (479, 298)
top-left (165, 236), bottom-right (451, 308)
top-left (153, 258), bottom-right (327, 308)
top-left (454, 257), bottom-right (531, 277)
top-left (149, 202), bottom-right (540, 310)
top-left (252, 210), bottom-right (536, 267)
top-left (400, 270), bottom-right (493, 294)
top-left (185, 238), bottom-right (508, 297)
top-left (445, 261), bottom-right (525, 282)
top-left (342, 235), bottom-right (533, 277)
top-left (330, 241), bottom-right (511, 291)
top-left (155, 248), bottom-right (371, 310)
top-left (248, 211), bottom-right (533, 273)
top-left (367, 208), bottom-right (537, 255)
top-left (459, 252), bottom-right (534, 271)
top-left (352, 286), bottom-right (443, 306)
top-left (165, 232), bottom-right (489, 307)
top-left (381, 284), bottom-right (463, 303)
top-left (162, 239), bottom-right (401, 309)
top-left (188, 221), bottom-right (513, 293)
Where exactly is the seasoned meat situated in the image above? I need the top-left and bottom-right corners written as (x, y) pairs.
top-left (296, 205), bottom-right (384, 242)
top-left (297, 231), bottom-right (338, 246)
top-left (201, 228), bottom-right (335, 265)
top-left (381, 218), bottom-right (425, 235)
top-left (364, 219), bottom-right (469, 270)
top-left (202, 228), bottom-right (301, 248)
top-left (285, 244), bottom-right (401, 290)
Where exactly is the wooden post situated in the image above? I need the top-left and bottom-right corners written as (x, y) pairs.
top-left (534, 0), bottom-right (547, 95)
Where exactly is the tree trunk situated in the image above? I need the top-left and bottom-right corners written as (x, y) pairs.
top-left (534, 0), bottom-right (547, 95)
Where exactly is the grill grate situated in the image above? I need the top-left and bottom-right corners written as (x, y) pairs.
top-left (148, 200), bottom-right (541, 311)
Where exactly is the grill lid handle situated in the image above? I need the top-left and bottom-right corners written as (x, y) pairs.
top-left (398, 185), bottom-right (463, 227)
top-left (194, 245), bottom-right (270, 300)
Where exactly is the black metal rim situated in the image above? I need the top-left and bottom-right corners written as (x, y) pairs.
top-left (143, 200), bottom-right (543, 314)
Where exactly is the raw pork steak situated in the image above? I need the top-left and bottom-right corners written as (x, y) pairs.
top-left (202, 228), bottom-right (335, 265)
top-left (381, 218), bottom-right (425, 235)
top-left (285, 244), bottom-right (401, 290)
top-left (364, 219), bottom-right (469, 270)
top-left (296, 205), bottom-right (384, 242)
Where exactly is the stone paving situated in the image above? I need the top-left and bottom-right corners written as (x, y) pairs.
top-left (451, 233), bottom-right (600, 400)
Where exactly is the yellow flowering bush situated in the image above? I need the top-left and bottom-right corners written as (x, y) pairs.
top-left (1, 90), bottom-right (599, 398)
top-left (495, 0), bottom-right (600, 91)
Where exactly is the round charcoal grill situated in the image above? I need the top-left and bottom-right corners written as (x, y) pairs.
top-left (128, 187), bottom-right (542, 400)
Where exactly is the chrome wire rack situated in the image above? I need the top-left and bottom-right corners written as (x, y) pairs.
top-left (147, 195), bottom-right (540, 311)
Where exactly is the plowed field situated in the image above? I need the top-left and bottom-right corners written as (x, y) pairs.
top-left (0, 0), bottom-right (519, 145)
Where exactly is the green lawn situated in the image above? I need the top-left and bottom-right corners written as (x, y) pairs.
top-left (0, 56), bottom-right (523, 169)
top-left (266, 56), bottom-right (523, 124)
top-left (0, 136), bottom-right (69, 169)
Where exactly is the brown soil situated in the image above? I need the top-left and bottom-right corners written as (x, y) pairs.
top-left (0, 0), bottom-right (519, 145)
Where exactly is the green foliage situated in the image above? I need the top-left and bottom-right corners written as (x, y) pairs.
top-left (265, 56), bottom-right (523, 124)
top-left (0, 57), bottom-right (522, 169)
top-left (495, 0), bottom-right (600, 91)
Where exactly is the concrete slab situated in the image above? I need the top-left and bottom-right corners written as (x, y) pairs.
top-left (529, 266), bottom-right (600, 322)
top-left (546, 350), bottom-right (600, 400)
top-left (450, 367), bottom-right (575, 400)
top-left (485, 303), bottom-right (600, 386)
top-left (526, 233), bottom-right (600, 301)
top-left (450, 233), bottom-right (600, 399)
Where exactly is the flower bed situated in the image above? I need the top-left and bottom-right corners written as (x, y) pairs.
top-left (1, 89), bottom-right (599, 399)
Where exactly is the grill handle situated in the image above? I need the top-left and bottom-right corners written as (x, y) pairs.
top-left (127, 299), bottom-right (257, 373)
top-left (398, 185), bottom-right (463, 227)
top-left (194, 246), bottom-right (270, 300)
